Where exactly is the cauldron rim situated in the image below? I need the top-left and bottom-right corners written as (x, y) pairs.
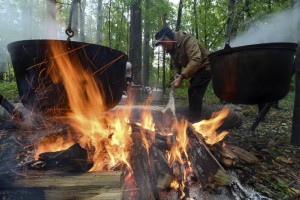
top-left (7, 39), bottom-right (125, 55)
top-left (208, 42), bottom-right (298, 59)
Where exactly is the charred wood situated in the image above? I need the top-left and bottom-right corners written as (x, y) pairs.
top-left (186, 123), bottom-right (230, 188)
top-left (28, 143), bottom-right (93, 172)
top-left (122, 123), bottom-right (159, 200)
top-left (226, 144), bottom-right (259, 164)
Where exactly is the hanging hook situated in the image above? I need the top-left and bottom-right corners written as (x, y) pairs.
top-left (65, 0), bottom-right (77, 41)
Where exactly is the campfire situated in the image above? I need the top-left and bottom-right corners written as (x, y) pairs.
top-left (0, 40), bottom-right (267, 200)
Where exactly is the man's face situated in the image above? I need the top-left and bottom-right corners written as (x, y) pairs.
top-left (160, 36), bottom-right (175, 51)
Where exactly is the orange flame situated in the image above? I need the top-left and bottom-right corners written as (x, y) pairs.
top-left (33, 40), bottom-right (230, 184)
top-left (167, 119), bottom-right (188, 165)
top-left (34, 130), bottom-right (75, 160)
top-left (34, 41), bottom-right (133, 171)
top-left (192, 108), bottom-right (229, 145)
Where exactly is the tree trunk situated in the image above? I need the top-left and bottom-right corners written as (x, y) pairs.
top-left (129, 0), bottom-right (142, 85)
top-left (108, 0), bottom-right (112, 46)
top-left (96, 0), bottom-right (103, 44)
top-left (267, 0), bottom-right (272, 13)
top-left (242, 0), bottom-right (251, 31)
top-left (162, 14), bottom-right (167, 93)
top-left (175, 0), bottom-right (183, 31)
top-left (143, 0), bottom-right (150, 86)
top-left (203, 0), bottom-right (209, 47)
top-left (291, 1), bottom-right (300, 146)
top-left (226, 0), bottom-right (236, 44)
top-left (193, 0), bottom-right (199, 39)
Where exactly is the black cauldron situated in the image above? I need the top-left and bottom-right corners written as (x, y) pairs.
top-left (208, 43), bottom-right (297, 104)
top-left (7, 40), bottom-right (128, 115)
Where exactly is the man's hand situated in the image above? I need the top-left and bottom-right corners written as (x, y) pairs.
top-left (172, 74), bottom-right (185, 88)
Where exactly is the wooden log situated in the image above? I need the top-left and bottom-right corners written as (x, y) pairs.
top-left (210, 144), bottom-right (239, 167)
top-left (123, 123), bottom-right (159, 200)
top-left (186, 123), bottom-right (230, 188)
top-left (226, 144), bottom-right (259, 164)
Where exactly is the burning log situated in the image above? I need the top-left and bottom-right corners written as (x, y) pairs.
top-left (121, 123), bottom-right (163, 200)
top-left (122, 122), bottom-right (233, 199)
top-left (186, 123), bottom-right (230, 188)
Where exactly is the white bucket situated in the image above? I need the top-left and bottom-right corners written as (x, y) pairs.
top-left (151, 88), bottom-right (163, 103)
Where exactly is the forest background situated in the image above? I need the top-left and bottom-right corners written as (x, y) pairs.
top-left (0, 1), bottom-right (300, 199)
top-left (0, 0), bottom-right (299, 101)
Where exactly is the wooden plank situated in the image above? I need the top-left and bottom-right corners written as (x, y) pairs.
top-left (3, 171), bottom-right (121, 188)
top-left (44, 187), bottom-right (122, 200)
top-left (0, 171), bottom-right (122, 200)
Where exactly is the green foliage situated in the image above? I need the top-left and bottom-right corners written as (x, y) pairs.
top-left (0, 0), bottom-right (295, 103)
top-left (0, 81), bottom-right (18, 101)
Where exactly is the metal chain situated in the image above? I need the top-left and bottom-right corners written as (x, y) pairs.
top-left (65, 0), bottom-right (77, 41)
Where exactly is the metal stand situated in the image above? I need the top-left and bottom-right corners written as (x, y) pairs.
top-left (291, 72), bottom-right (300, 146)
top-left (249, 102), bottom-right (272, 132)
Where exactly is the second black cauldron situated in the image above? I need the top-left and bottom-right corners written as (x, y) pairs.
top-left (208, 43), bottom-right (297, 104)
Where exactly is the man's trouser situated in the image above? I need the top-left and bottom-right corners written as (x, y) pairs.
top-left (188, 69), bottom-right (211, 123)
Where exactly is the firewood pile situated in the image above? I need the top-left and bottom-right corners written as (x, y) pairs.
top-left (0, 104), bottom-right (266, 200)
top-left (119, 122), bottom-right (261, 199)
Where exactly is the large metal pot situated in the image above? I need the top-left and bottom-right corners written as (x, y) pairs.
top-left (7, 40), bottom-right (128, 115)
top-left (208, 43), bottom-right (297, 104)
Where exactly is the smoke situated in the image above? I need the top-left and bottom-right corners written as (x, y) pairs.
top-left (0, 1), bottom-right (66, 46)
top-left (229, 6), bottom-right (299, 47)
top-left (0, 1), bottom-right (66, 72)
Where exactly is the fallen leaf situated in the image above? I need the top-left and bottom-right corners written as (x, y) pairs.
top-left (276, 156), bottom-right (294, 164)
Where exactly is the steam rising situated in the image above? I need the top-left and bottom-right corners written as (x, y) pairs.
top-left (0, 1), bottom-right (64, 72)
top-left (230, 6), bottom-right (300, 47)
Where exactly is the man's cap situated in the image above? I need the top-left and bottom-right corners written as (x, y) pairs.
top-left (154, 27), bottom-right (174, 46)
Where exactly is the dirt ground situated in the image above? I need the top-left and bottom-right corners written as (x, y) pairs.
top-left (221, 102), bottom-right (300, 200)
